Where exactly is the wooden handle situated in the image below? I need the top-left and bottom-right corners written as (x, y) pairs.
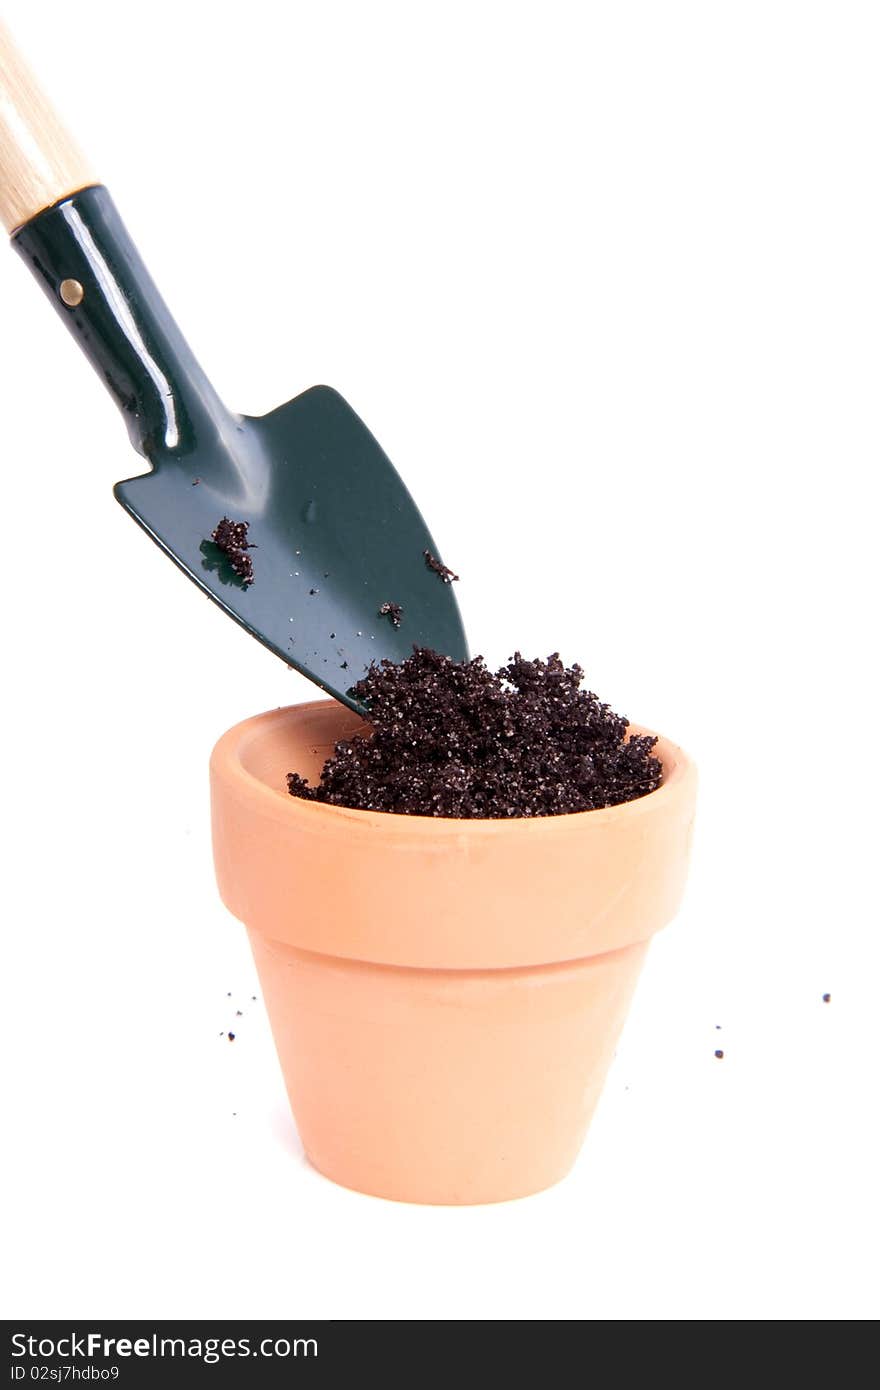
top-left (0, 20), bottom-right (96, 234)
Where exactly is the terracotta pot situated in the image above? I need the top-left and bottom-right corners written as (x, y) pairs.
top-left (210, 700), bottom-right (697, 1204)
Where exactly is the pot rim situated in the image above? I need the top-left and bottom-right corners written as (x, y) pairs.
top-left (211, 699), bottom-right (694, 839)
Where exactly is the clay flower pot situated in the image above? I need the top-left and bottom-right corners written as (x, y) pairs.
top-left (210, 700), bottom-right (697, 1204)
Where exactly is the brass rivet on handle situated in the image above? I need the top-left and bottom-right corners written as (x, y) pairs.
top-left (59, 278), bottom-right (84, 307)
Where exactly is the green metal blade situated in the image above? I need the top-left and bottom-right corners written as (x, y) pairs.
top-left (115, 386), bottom-right (467, 708)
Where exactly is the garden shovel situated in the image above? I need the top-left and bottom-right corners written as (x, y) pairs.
top-left (0, 23), bottom-right (467, 711)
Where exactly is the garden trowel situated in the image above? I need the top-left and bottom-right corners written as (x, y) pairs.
top-left (0, 22), bottom-right (467, 712)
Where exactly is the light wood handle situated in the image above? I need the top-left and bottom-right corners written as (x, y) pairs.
top-left (0, 20), bottom-right (96, 234)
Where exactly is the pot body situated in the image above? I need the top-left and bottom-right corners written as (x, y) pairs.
top-left (211, 701), bottom-right (697, 1204)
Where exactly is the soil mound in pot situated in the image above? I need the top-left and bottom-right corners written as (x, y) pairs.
top-left (287, 648), bottom-right (662, 818)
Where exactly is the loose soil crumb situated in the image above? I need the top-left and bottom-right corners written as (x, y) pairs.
top-left (424, 549), bottom-right (459, 583)
top-left (227, 1032), bottom-right (236, 1041)
top-left (211, 517), bottom-right (255, 585)
top-left (287, 647), bottom-right (662, 818)
top-left (378, 601), bottom-right (403, 628)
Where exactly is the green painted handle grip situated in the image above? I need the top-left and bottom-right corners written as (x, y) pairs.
top-left (13, 186), bottom-right (223, 462)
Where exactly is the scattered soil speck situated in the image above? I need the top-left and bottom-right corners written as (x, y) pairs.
top-left (714, 1049), bottom-right (724, 1059)
top-left (378, 601), bottom-right (403, 628)
top-left (227, 1032), bottom-right (236, 1042)
top-left (424, 549), bottom-right (459, 583)
top-left (287, 648), bottom-right (662, 818)
top-left (822, 993), bottom-right (831, 1003)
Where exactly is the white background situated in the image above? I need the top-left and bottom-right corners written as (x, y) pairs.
top-left (1, 0), bottom-right (877, 1321)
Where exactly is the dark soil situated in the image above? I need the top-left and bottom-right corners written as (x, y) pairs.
top-left (211, 518), bottom-right (255, 585)
top-left (378, 601), bottom-right (404, 628)
top-left (424, 549), bottom-right (459, 583)
top-left (287, 647), bottom-right (662, 818)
